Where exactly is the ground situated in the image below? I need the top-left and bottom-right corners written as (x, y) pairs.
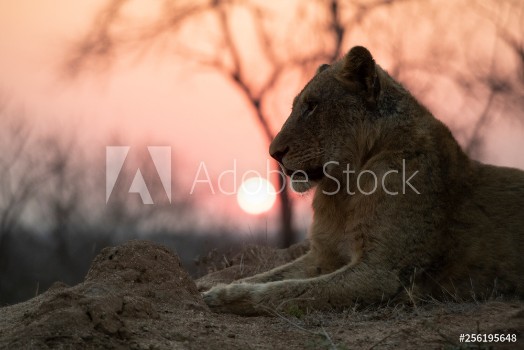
top-left (0, 240), bottom-right (522, 349)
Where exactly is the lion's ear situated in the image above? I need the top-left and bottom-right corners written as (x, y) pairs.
top-left (340, 46), bottom-right (380, 106)
top-left (316, 64), bottom-right (330, 75)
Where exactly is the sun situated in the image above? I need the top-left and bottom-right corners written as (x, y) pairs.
top-left (237, 177), bottom-right (277, 215)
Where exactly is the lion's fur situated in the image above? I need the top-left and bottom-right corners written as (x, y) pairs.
top-left (202, 46), bottom-right (524, 315)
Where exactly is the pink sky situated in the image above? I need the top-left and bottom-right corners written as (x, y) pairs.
top-left (0, 0), bottom-right (309, 232)
top-left (1, 0), bottom-right (523, 233)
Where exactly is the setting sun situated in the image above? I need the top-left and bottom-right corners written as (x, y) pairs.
top-left (237, 177), bottom-right (277, 215)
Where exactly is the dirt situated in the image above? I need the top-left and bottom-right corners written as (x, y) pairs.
top-left (0, 240), bottom-right (523, 349)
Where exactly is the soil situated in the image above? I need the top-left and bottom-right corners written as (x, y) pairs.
top-left (0, 240), bottom-right (522, 349)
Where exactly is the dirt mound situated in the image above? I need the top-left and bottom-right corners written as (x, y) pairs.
top-left (85, 241), bottom-right (204, 308)
top-left (0, 240), bottom-right (207, 349)
top-left (1, 239), bottom-right (523, 349)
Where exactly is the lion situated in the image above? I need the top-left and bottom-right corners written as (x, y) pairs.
top-left (201, 46), bottom-right (524, 315)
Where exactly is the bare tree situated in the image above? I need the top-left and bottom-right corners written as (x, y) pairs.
top-left (0, 116), bottom-right (54, 261)
top-left (0, 112), bottom-right (195, 301)
top-left (450, 3), bottom-right (524, 158)
top-left (64, 0), bottom-right (405, 247)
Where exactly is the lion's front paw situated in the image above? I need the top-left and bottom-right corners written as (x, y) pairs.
top-left (202, 283), bottom-right (266, 315)
top-left (196, 279), bottom-right (215, 292)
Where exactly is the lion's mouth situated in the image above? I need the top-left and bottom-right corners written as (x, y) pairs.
top-left (284, 167), bottom-right (324, 182)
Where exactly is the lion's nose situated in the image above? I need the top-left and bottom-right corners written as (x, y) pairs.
top-left (270, 145), bottom-right (289, 164)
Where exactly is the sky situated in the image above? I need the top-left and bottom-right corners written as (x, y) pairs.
top-left (0, 0), bottom-right (523, 235)
top-left (0, 0), bottom-right (305, 234)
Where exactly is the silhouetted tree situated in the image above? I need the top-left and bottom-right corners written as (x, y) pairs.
top-left (0, 112), bottom-right (195, 304)
top-left (64, 0), bottom-right (407, 247)
top-left (0, 115), bottom-right (53, 265)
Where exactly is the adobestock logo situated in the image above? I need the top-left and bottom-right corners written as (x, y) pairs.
top-left (106, 146), bottom-right (172, 204)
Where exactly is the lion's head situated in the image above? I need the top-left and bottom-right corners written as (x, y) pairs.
top-left (269, 46), bottom-right (383, 192)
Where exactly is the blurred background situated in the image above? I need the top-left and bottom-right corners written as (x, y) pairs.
top-left (0, 0), bottom-right (523, 305)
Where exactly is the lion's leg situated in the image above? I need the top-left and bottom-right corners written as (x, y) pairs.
top-left (203, 262), bottom-right (400, 315)
top-left (237, 251), bottom-right (320, 284)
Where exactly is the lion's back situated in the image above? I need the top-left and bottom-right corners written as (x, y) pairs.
top-left (448, 162), bottom-right (524, 296)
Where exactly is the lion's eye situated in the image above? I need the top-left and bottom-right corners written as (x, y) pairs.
top-left (302, 103), bottom-right (318, 118)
